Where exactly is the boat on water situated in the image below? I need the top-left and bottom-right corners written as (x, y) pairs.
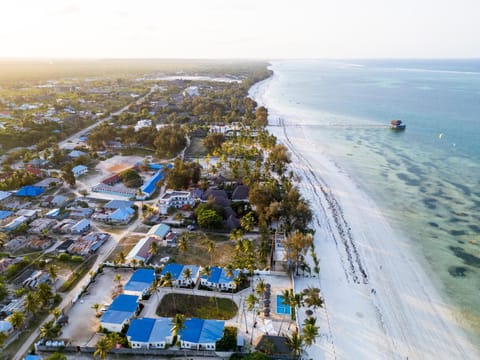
top-left (390, 119), bottom-right (406, 130)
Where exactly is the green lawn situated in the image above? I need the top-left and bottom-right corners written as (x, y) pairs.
top-left (156, 293), bottom-right (238, 320)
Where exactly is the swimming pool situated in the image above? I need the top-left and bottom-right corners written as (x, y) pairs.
top-left (276, 295), bottom-right (291, 315)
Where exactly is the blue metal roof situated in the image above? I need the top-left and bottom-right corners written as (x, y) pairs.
top-left (127, 318), bottom-right (155, 342)
top-left (200, 266), bottom-right (222, 283)
top-left (219, 269), bottom-right (240, 285)
top-left (200, 266), bottom-right (238, 284)
top-left (149, 163), bottom-right (164, 170)
top-left (72, 219), bottom-right (90, 232)
top-left (149, 318), bottom-right (172, 342)
top-left (161, 263), bottom-right (183, 280)
top-left (101, 310), bottom-right (133, 325)
top-left (110, 207), bottom-right (134, 221)
top-left (104, 200), bottom-right (134, 209)
top-left (124, 269), bottom-right (155, 293)
top-left (0, 210), bottom-right (13, 220)
top-left (148, 223), bottom-right (170, 238)
top-left (109, 294), bottom-right (139, 312)
top-left (180, 318), bottom-right (224, 344)
top-left (127, 317), bottom-right (172, 343)
top-left (25, 355), bottom-right (42, 360)
top-left (141, 170), bottom-right (164, 196)
top-left (15, 186), bottom-right (45, 197)
top-left (72, 164), bottom-right (87, 172)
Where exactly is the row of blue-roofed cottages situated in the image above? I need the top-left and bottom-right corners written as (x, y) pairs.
top-left (126, 317), bottom-right (224, 350)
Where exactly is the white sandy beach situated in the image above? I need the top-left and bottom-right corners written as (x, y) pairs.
top-left (251, 80), bottom-right (480, 360)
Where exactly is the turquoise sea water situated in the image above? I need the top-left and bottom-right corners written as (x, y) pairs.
top-left (260, 60), bottom-right (480, 336)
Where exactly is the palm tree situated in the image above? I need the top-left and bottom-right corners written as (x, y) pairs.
top-left (229, 228), bottom-right (243, 242)
top-left (291, 291), bottom-right (304, 321)
top-left (286, 332), bottom-right (303, 358)
top-left (206, 239), bottom-right (215, 265)
top-left (177, 234), bottom-right (188, 254)
top-left (161, 272), bottom-right (176, 311)
top-left (114, 274), bottom-right (122, 288)
top-left (302, 287), bottom-right (324, 309)
top-left (225, 263), bottom-right (236, 298)
top-left (302, 321), bottom-right (319, 347)
top-left (47, 264), bottom-right (58, 293)
top-left (8, 311), bottom-right (25, 330)
top-left (182, 267), bottom-right (193, 289)
top-left (50, 307), bottom-right (61, 320)
top-left (40, 320), bottom-right (60, 340)
top-left (151, 277), bottom-right (162, 302)
top-left (0, 331), bottom-right (8, 347)
top-left (278, 289), bottom-right (292, 335)
top-left (201, 266), bottom-right (218, 313)
top-left (200, 265), bottom-right (212, 286)
top-left (92, 303), bottom-right (101, 317)
top-left (117, 251), bottom-right (126, 265)
top-left (131, 258), bottom-right (138, 269)
top-left (246, 293), bottom-right (258, 344)
top-left (24, 291), bottom-right (39, 317)
top-left (94, 336), bottom-right (111, 360)
top-left (171, 314), bottom-right (186, 346)
top-left (255, 278), bottom-right (267, 298)
top-left (0, 232), bottom-right (8, 249)
top-left (107, 332), bottom-right (122, 349)
top-left (148, 241), bottom-right (159, 261)
top-left (37, 282), bottom-right (54, 308)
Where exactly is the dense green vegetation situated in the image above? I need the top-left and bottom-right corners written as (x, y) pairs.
top-left (119, 168), bottom-right (143, 188)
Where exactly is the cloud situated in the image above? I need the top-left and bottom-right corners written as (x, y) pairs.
top-left (50, 3), bottom-right (81, 16)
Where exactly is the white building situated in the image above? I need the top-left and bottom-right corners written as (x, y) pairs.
top-left (182, 86), bottom-right (199, 97)
top-left (134, 119), bottom-right (152, 131)
top-left (127, 318), bottom-right (172, 349)
top-left (158, 190), bottom-right (195, 214)
top-left (72, 165), bottom-right (88, 177)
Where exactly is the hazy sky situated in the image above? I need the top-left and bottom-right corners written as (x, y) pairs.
top-left (1, 0), bottom-right (479, 59)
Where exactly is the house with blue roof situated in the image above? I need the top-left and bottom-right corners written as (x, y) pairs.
top-left (126, 317), bottom-right (173, 349)
top-left (179, 318), bottom-right (225, 351)
top-left (200, 266), bottom-right (240, 291)
top-left (147, 223), bottom-right (177, 246)
top-left (148, 223), bottom-right (171, 239)
top-left (0, 191), bottom-right (12, 202)
top-left (15, 186), bottom-right (45, 197)
top-left (137, 170), bottom-right (164, 200)
top-left (3, 216), bottom-right (28, 232)
top-left (0, 210), bottom-right (13, 220)
top-left (71, 219), bottom-right (90, 234)
top-left (160, 263), bottom-right (199, 287)
top-left (124, 269), bottom-right (155, 298)
top-left (109, 207), bottom-right (135, 224)
top-left (104, 200), bottom-right (134, 209)
top-left (72, 165), bottom-right (88, 177)
top-left (100, 294), bottom-right (139, 332)
top-left (68, 150), bottom-right (87, 159)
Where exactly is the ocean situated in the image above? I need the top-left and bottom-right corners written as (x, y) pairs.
top-left (255, 59), bottom-right (480, 337)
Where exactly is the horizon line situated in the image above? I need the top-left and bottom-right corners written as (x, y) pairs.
top-left (1, 56), bottom-right (480, 62)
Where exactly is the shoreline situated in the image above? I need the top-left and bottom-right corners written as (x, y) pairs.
top-left (250, 75), bottom-right (480, 359)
